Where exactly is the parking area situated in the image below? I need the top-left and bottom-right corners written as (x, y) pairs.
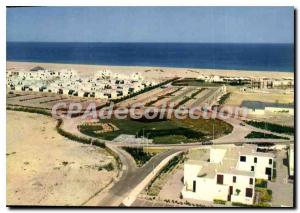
top-left (268, 150), bottom-right (294, 207)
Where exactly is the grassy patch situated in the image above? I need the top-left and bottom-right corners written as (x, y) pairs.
top-left (245, 131), bottom-right (289, 140)
top-left (122, 147), bottom-right (156, 167)
top-left (79, 117), bottom-right (233, 144)
top-left (245, 120), bottom-right (294, 135)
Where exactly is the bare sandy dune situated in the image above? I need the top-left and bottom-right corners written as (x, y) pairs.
top-left (7, 61), bottom-right (294, 80)
top-left (7, 111), bottom-right (117, 206)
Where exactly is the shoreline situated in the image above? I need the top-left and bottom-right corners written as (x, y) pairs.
top-left (6, 61), bottom-right (294, 79)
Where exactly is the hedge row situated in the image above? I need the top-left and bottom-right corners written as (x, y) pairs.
top-left (218, 92), bottom-right (231, 105)
top-left (7, 106), bottom-right (52, 116)
top-left (245, 131), bottom-right (289, 140)
top-left (56, 119), bottom-right (106, 148)
top-left (245, 120), bottom-right (294, 135)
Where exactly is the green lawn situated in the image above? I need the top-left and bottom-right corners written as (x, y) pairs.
top-left (78, 117), bottom-right (233, 144)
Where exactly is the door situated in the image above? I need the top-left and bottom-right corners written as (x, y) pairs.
top-left (193, 180), bottom-right (196, 192)
top-left (228, 186), bottom-right (233, 201)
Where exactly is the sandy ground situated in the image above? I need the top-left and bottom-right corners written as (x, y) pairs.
top-left (6, 111), bottom-right (117, 206)
top-left (7, 61), bottom-right (294, 80)
top-left (226, 91), bottom-right (294, 106)
top-left (247, 114), bottom-right (294, 127)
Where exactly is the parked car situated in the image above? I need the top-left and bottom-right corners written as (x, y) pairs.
top-left (202, 141), bottom-right (213, 145)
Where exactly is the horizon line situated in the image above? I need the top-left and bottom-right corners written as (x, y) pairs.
top-left (6, 41), bottom-right (294, 45)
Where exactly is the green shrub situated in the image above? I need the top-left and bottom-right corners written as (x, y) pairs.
top-left (103, 163), bottom-right (114, 171)
top-left (255, 179), bottom-right (268, 188)
top-left (213, 199), bottom-right (226, 205)
top-left (122, 147), bottom-right (155, 166)
top-left (257, 188), bottom-right (272, 202)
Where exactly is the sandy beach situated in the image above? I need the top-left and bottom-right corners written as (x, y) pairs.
top-left (7, 111), bottom-right (117, 206)
top-left (6, 61), bottom-right (294, 80)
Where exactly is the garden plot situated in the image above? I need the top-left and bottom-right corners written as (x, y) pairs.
top-left (145, 87), bottom-right (183, 107)
top-left (117, 87), bottom-right (172, 108)
top-left (152, 87), bottom-right (185, 107)
top-left (188, 88), bottom-right (219, 108)
top-left (180, 88), bottom-right (207, 109)
top-left (153, 87), bottom-right (196, 108)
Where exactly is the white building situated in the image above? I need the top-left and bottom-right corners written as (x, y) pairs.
top-left (182, 145), bottom-right (274, 205)
top-left (241, 101), bottom-right (294, 115)
top-left (288, 144), bottom-right (294, 178)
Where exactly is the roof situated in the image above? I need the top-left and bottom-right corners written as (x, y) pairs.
top-left (241, 100), bottom-right (294, 110)
top-left (186, 144), bottom-right (272, 179)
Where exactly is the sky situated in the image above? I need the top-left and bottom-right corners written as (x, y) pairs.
top-left (6, 7), bottom-right (294, 43)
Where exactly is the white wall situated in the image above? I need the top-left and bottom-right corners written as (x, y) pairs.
top-left (237, 155), bottom-right (273, 180)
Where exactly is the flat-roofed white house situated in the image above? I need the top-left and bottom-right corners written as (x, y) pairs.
top-left (182, 145), bottom-right (274, 205)
top-left (241, 101), bottom-right (294, 115)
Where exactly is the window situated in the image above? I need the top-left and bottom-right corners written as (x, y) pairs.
top-left (249, 178), bottom-right (253, 185)
top-left (269, 159), bottom-right (273, 165)
top-left (217, 174), bottom-right (224, 185)
top-left (240, 156), bottom-right (246, 162)
top-left (233, 176), bottom-right (236, 183)
top-left (246, 188), bottom-right (253, 198)
top-left (251, 166), bottom-right (254, 171)
top-left (254, 157), bottom-right (257, 163)
top-left (265, 167), bottom-right (272, 175)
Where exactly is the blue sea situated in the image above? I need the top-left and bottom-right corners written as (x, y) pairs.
top-left (6, 42), bottom-right (294, 72)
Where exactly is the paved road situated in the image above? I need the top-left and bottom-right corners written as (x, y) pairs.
top-left (93, 148), bottom-right (180, 206)
top-left (268, 150), bottom-right (294, 207)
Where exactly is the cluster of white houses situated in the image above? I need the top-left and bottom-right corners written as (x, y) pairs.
top-left (7, 68), bottom-right (157, 100)
top-left (197, 74), bottom-right (294, 89)
top-left (182, 145), bottom-right (274, 205)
